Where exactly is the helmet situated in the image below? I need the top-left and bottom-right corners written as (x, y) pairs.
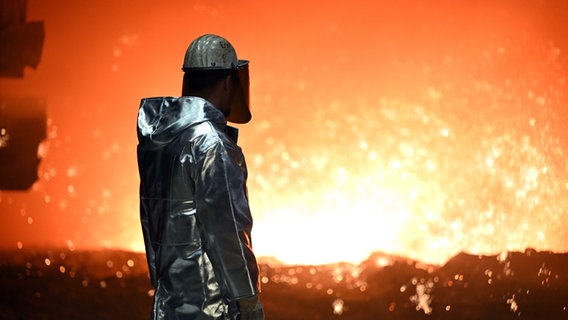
top-left (182, 34), bottom-right (251, 124)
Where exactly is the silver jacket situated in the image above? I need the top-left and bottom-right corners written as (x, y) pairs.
top-left (137, 96), bottom-right (261, 319)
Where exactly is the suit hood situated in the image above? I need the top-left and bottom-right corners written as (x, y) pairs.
top-left (137, 96), bottom-right (226, 150)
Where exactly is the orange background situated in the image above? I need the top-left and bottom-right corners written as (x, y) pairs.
top-left (1, 0), bottom-right (567, 265)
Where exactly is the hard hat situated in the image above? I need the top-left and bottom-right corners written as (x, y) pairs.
top-left (182, 34), bottom-right (251, 124)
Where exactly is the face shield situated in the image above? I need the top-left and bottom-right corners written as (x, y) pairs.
top-left (227, 60), bottom-right (251, 124)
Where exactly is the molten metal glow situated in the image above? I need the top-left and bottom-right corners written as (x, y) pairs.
top-left (1, 0), bottom-right (566, 267)
top-left (240, 42), bottom-right (568, 265)
top-left (246, 96), bottom-right (567, 265)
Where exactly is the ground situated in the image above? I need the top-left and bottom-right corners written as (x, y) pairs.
top-left (0, 248), bottom-right (566, 319)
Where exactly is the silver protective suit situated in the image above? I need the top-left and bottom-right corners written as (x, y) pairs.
top-left (137, 96), bottom-right (261, 319)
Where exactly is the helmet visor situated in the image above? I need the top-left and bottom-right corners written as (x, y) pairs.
top-left (227, 60), bottom-right (251, 124)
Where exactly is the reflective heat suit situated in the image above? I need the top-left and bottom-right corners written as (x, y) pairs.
top-left (137, 96), bottom-right (261, 319)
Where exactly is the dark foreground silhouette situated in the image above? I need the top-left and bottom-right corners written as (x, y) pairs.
top-left (0, 248), bottom-right (566, 319)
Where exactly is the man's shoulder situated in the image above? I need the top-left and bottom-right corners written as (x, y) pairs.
top-left (182, 121), bottom-right (233, 153)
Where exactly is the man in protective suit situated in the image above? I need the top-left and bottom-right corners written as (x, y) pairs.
top-left (137, 34), bottom-right (264, 320)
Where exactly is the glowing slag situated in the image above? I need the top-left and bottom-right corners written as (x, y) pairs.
top-left (248, 40), bottom-right (568, 265)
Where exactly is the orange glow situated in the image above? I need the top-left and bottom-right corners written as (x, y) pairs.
top-left (0, 0), bottom-right (567, 266)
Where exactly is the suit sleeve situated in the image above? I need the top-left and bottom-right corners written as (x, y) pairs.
top-left (192, 140), bottom-right (261, 299)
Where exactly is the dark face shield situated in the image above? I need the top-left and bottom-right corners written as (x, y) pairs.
top-left (227, 60), bottom-right (251, 124)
